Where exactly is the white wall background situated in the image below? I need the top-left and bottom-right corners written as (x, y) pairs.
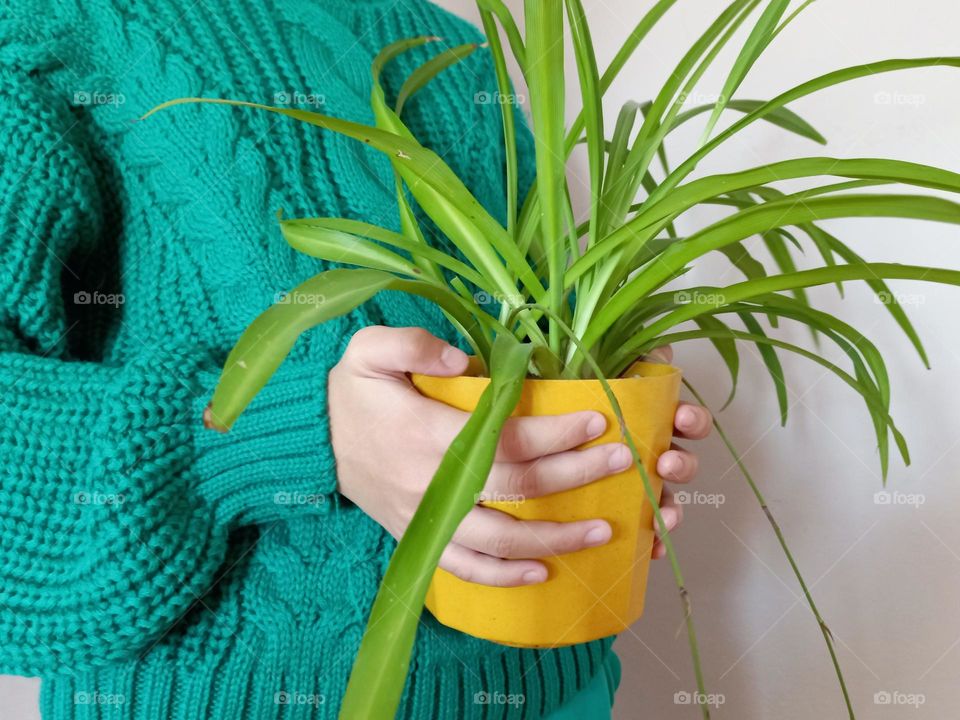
top-left (2, 1), bottom-right (959, 719)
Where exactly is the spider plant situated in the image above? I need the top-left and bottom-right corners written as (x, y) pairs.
top-left (144, 0), bottom-right (960, 717)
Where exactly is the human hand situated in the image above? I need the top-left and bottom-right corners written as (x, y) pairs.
top-left (329, 326), bottom-right (636, 588)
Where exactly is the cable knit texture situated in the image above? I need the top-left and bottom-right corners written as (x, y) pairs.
top-left (0, 0), bottom-right (613, 717)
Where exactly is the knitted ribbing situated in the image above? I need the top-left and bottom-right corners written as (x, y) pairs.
top-left (0, 0), bottom-right (612, 718)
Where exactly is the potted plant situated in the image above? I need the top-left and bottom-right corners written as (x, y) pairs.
top-left (145, 0), bottom-right (960, 717)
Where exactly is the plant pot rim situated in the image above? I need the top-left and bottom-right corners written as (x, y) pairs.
top-left (449, 357), bottom-right (682, 384)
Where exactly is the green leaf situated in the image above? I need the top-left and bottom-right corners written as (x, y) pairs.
top-left (204, 269), bottom-right (494, 431)
top-left (602, 102), bottom-right (642, 206)
top-left (736, 296), bottom-right (895, 473)
top-left (717, 241), bottom-right (768, 280)
top-left (602, 0), bottom-right (760, 231)
top-left (280, 217), bottom-right (489, 290)
top-left (478, 8), bottom-right (520, 237)
top-left (657, 56), bottom-right (960, 198)
top-left (477, 0), bottom-right (527, 70)
top-left (565, 0), bottom-right (605, 249)
top-left (515, 0), bottom-right (680, 258)
top-left (673, 99), bottom-right (826, 144)
top-left (573, 156), bottom-right (960, 285)
top-left (818, 229), bottom-right (930, 368)
top-left (370, 36), bottom-right (438, 119)
top-left (647, 326), bottom-right (907, 478)
top-left (280, 221), bottom-right (423, 277)
top-left (746, 184), bottom-right (842, 299)
top-left (770, 0), bottom-right (820, 42)
top-left (525, 0), bottom-right (568, 353)
top-left (760, 226), bottom-right (812, 327)
top-left (701, 0), bottom-right (791, 142)
top-left (371, 37), bottom-right (467, 284)
top-left (694, 315), bottom-right (740, 408)
top-left (567, 101), bottom-right (643, 358)
top-left (564, 0), bottom-right (679, 153)
top-left (585, 193), bottom-right (960, 348)
top-left (738, 311), bottom-right (788, 425)
top-left (340, 334), bottom-right (532, 720)
top-left (396, 42), bottom-right (481, 115)
top-left (623, 262), bottom-right (960, 364)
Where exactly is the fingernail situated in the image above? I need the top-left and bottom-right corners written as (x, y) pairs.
top-left (522, 569), bottom-right (547, 584)
top-left (608, 445), bottom-right (632, 472)
top-left (586, 413), bottom-right (606, 439)
top-left (441, 345), bottom-right (468, 369)
top-left (678, 406), bottom-right (698, 429)
top-left (665, 454), bottom-right (685, 477)
top-left (584, 524), bottom-right (611, 547)
top-left (661, 509), bottom-right (677, 531)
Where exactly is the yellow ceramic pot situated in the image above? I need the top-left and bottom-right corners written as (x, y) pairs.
top-left (410, 360), bottom-right (681, 648)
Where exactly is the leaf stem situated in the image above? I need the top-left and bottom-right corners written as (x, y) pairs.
top-left (683, 379), bottom-right (855, 719)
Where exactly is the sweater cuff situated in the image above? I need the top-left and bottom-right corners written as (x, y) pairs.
top-left (192, 359), bottom-right (340, 527)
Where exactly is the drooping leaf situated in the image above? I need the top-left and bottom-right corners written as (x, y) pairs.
top-left (340, 334), bottom-right (532, 720)
top-left (673, 98), bottom-right (826, 144)
top-left (280, 217), bottom-right (489, 290)
top-left (477, 0), bottom-right (528, 70)
top-left (205, 269), bottom-right (494, 430)
top-left (693, 314), bottom-right (740, 408)
top-left (572, 156), bottom-right (960, 284)
top-left (395, 42), bottom-right (481, 115)
top-left (738, 311), bottom-right (788, 425)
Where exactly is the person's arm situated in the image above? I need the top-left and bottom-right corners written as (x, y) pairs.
top-left (0, 69), bottom-right (348, 676)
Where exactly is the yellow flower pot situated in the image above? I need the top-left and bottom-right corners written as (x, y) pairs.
top-left (410, 360), bottom-right (682, 648)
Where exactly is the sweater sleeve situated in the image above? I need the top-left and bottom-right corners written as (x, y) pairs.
top-left (0, 70), bottom-right (344, 675)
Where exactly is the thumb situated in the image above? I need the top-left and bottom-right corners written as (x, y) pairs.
top-left (343, 326), bottom-right (469, 378)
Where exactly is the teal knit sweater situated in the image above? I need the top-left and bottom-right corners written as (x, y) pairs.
top-left (0, 0), bottom-right (615, 718)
